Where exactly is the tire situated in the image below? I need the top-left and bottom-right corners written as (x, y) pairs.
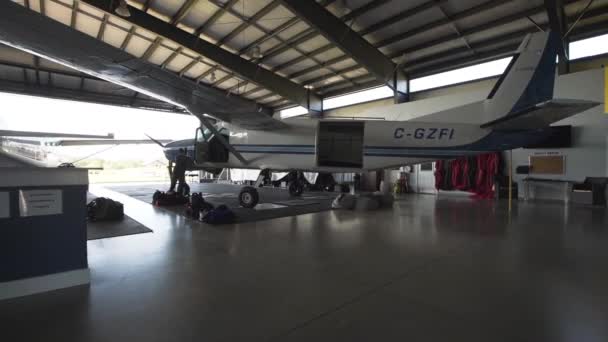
top-left (288, 182), bottom-right (304, 197)
top-left (239, 186), bottom-right (259, 208)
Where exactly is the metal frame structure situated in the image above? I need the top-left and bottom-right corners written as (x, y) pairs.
top-left (0, 0), bottom-right (607, 114)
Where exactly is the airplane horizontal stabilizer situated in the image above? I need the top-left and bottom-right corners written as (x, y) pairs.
top-left (54, 139), bottom-right (172, 146)
top-left (0, 130), bottom-right (113, 139)
top-left (480, 99), bottom-right (600, 130)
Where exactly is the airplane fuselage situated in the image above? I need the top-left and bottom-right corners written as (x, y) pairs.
top-left (166, 118), bottom-right (562, 173)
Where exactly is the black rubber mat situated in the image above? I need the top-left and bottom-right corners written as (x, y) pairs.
top-left (106, 183), bottom-right (335, 223)
top-left (87, 194), bottom-right (152, 240)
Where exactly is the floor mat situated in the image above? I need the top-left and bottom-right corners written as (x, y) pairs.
top-left (105, 183), bottom-right (335, 223)
top-left (87, 194), bottom-right (152, 240)
top-left (88, 216), bottom-right (153, 240)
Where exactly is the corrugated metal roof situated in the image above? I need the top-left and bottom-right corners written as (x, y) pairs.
top-left (0, 0), bottom-right (606, 112)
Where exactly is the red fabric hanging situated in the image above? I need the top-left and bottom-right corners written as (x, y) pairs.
top-left (435, 152), bottom-right (500, 199)
top-left (435, 160), bottom-right (444, 190)
top-left (471, 152), bottom-right (499, 199)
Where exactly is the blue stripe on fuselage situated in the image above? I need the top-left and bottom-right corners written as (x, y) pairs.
top-left (161, 129), bottom-right (559, 159)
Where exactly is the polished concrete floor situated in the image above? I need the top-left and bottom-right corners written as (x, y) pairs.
top-left (2, 188), bottom-right (608, 342)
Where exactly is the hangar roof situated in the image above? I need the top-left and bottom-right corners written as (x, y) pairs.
top-left (0, 0), bottom-right (607, 114)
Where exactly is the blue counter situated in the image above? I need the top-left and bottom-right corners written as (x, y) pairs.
top-left (0, 168), bottom-right (90, 300)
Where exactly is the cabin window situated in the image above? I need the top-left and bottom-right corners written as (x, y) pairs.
top-left (317, 122), bottom-right (364, 168)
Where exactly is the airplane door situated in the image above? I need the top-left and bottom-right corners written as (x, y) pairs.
top-left (193, 127), bottom-right (230, 163)
top-left (193, 127), bottom-right (208, 164)
top-left (208, 134), bottom-right (229, 163)
top-left (317, 121), bottom-right (364, 168)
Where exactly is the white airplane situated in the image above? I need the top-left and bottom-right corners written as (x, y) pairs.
top-left (0, 2), bottom-right (600, 208)
top-left (0, 120), bottom-right (171, 168)
top-left (0, 126), bottom-right (117, 167)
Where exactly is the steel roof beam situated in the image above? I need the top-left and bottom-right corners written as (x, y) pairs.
top-left (215, 0), bottom-right (281, 47)
top-left (358, 0), bottom-right (445, 36)
top-left (260, 0), bottom-right (385, 63)
top-left (545, 0), bottom-right (569, 73)
top-left (80, 0), bottom-right (323, 114)
top-left (193, 0), bottom-right (239, 36)
top-left (279, 0), bottom-right (408, 103)
top-left (201, 0), bottom-right (348, 108)
top-left (170, 0), bottom-right (198, 25)
top-left (319, 4), bottom-right (608, 98)
top-left (0, 78), bottom-right (184, 113)
top-left (385, 5), bottom-right (549, 60)
top-left (286, 0), bottom-right (536, 92)
top-left (268, 0), bottom-right (429, 74)
top-left (97, 14), bottom-right (108, 40)
top-left (268, 0), bottom-right (510, 91)
top-left (195, 0), bottom-right (354, 92)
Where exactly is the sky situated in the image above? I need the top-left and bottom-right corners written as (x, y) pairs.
top-left (0, 92), bottom-right (198, 139)
top-left (0, 92), bottom-right (199, 162)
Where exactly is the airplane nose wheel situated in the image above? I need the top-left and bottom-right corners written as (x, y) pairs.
top-left (239, 186), bottom-right (259, 208)
top-left (288, 182), bottom-right (304, 197)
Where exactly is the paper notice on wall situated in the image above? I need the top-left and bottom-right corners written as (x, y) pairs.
top-left (0, 192), bottom-right (9, 218)
top-left (18, 189), bottom-right (63, 217)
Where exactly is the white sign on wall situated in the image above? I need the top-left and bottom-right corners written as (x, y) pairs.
top-left (0, 192), bottom-right (9, 218)
top-left (18, 189), bottom-right (63, 217)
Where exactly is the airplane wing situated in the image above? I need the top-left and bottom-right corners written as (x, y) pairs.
top-left (0, 130), bottom-right (113, 139)
top-left (0, 2), bottom-right (287, 131)
top-left (51, 139), bottom-right (172, 146)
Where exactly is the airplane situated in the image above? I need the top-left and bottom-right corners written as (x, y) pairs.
top-left (0, 128), bottom-right (118, 167)
top-left (0, 2), bottom-right (600, 208)
top-left (0, 122), bottom-right (171, 168)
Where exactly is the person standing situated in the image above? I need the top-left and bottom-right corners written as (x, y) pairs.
top-left (169, 148), bottom-right (191, 196)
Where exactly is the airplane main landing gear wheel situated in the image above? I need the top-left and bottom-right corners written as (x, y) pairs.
top-left (288, 182), bottom-right (304, 197)
top-left (239, 186), bottom-right (259, 208)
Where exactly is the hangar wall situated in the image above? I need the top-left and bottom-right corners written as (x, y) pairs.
top-left (323, 78), bottom-right (498, 119)
top-left (509, 68), bottom-right (607, 185)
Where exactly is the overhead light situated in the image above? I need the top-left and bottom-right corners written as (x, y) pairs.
top-left (114, 0), bottom-right (131, 17)
top-left (250, 46), bottom-right (263, 59)
top-left (304, 84), bottom-right (314, 90)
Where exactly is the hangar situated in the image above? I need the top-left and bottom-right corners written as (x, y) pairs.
top-left (1, 0), bottom-right (608, 340)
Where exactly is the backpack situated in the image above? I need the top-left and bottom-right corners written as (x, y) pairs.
top-left (87, 197), bottom-right (124, 221)
top-left (187, 192), bottom-right (214, 220)
top-left (201, 204), bottom-right (235, 224)
top-left (152, 190), bottom-right (189, 206)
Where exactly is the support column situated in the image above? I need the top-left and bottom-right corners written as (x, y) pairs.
top-left (394, 72), bottom-right (409, 104)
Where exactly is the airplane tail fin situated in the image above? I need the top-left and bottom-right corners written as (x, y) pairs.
top-left (483, 30), bottom-right (562, 127)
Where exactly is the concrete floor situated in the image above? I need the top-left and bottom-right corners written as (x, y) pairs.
top-left (2, 187), bottom-right (608, 342)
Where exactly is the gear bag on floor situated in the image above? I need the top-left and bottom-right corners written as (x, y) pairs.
top-left (152, 190), bottom-right (189, 206)
top-left (87, 197), bottom-right (124, 221)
